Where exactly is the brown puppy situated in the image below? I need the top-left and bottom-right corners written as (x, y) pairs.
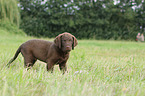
top-left (7, 32), bottom-right (78, 74)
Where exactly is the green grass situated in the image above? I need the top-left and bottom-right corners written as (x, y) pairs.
top-left (0, 29), bottom-right (145, 96)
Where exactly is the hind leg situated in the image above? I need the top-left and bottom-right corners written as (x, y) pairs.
top-left (24, 56), bottom-right (37, 70)
top-left (21, 50), bottom-right (37, 70)
top-left (24, 57), bottom-right (37, 67)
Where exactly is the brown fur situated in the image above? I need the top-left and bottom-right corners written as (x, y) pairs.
top-left (7, 32), bottom-right (78, 74)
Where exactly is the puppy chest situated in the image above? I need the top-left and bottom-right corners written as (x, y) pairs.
top-left (56, 56), bottom-right (69, 64)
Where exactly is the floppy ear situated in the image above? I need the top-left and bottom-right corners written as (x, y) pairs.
top-left (72, 36), bottom-right (78, 50)
top-left (54, 35), bottom-right (62, 49)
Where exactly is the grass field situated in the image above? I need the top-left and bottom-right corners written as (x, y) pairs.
top-left (0, 29), bottom-right (145, 96)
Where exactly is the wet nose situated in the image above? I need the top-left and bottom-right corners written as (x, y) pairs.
top-left (66, 46), bottom-right (70, 48)
top-left (66, 46), bottom-right (71, 50)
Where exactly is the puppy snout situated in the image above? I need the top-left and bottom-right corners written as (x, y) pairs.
top-left (66, 46), bottom-right (71, 50)
top-left (66, 46), bottom-right (70, 48)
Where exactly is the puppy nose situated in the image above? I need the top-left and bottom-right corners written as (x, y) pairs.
top-left (66, 46), bottom-right (71, 50)
top-left (66, 46), bottom-right (70, 48)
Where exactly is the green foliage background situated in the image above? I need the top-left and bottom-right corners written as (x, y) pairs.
top-left (0, 0), bottom-right (20, 26)
top-left (18, 0), bottom-right (145, 40)
top-left (0, 0), bottom-right (25, 34)
top-left (1, 0), bottom-right (145, 40)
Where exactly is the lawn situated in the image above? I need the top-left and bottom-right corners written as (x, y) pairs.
top-left (0, 29), bottom-right (145, 96)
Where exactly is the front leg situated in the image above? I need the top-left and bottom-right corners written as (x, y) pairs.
top-left (59, 61), bottom-right (67, 74)
top-left (46, 61), bottom-right (54, 73)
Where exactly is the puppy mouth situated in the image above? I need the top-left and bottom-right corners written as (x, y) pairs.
top-left (64, 48), bottom-right (71, 53)
top-left (66, 50), bottom-right (71, 52)
top-left (65, 46), bottom-right (71, 52)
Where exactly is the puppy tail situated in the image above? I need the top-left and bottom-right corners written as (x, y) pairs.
top-left (6, 46), bottom-right (21, 67)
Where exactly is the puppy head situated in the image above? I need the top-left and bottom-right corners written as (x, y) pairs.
top-left (54, 32), bottom-right (78, 52)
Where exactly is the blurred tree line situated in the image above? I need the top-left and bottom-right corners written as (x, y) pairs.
top-left (0, 0), bottom-right (23, 34)
top-left (18, 0), bottom-right (145, 40)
